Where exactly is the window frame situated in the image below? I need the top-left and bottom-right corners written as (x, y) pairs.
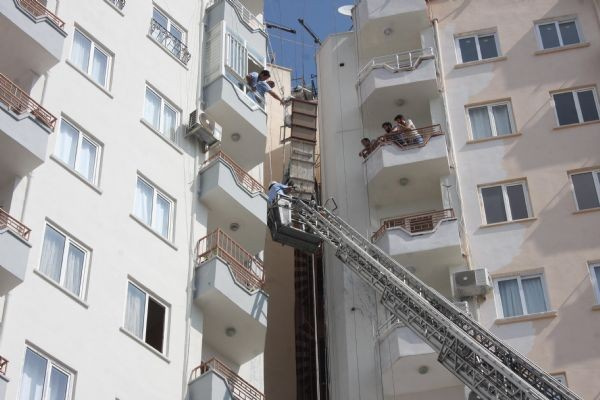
top-left (38, 222), bottom-right (90, 299)
top-left (535, 17), bottom-right (583, 50)
top-left (70, 28), bottom-right (112, 89)
top-left (479, 180), bottom-right (533, 224)
top-left (133, 175), bottom-right (175, 241)
top-left (552, 87), bottom-right (600, 126)
top-left (18, 346), bottom-right (74, 400)
top-left (143, 85), bottom-right (180, 142)
top-left (589, 262), bottom-right (600, 304)
top-left (569, 169), bottom-right (600, 211)
top-left (455, 31), bottom-right (501, 64)
top-left (466, 100), bottom-right (517, 140)
top-left (55, 118), bottom-right (102, 185)
top-left (493, 273), bottom-right (550, 319)
top-left (152, 7), bottom-right (186, 44)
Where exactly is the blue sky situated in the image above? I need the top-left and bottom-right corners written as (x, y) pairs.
top-left (264, 0), bottom-right (353, 88)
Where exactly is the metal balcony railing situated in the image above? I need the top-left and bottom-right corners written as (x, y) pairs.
top-left (149, 19), bottom-right (192, 65)
top-left (0, 209), bottom-right (31, 240)
top-left (358, 47), bottom-right (434, 83)
top-left (0, 356), bottom-right (7, 376)
top-left (372, 209), bottom-right (456, 242)
top-left (191, 358), bottom-right (265, 400)
top-left (207, 0), bottom-right (265, 32)
top-left (364, 124), bottom-right (444, 158)
top-left (196, 229), bottom-right (265, 291)
top-left (15, 0), bottom-right (65, 30)
top-left (0, 73), bottom-right (57, 130)
top-left (106, 0), bottom-right (126, 10)
top-left (224, 67), bottom-right (266, 109)
top-left (202, 151), bottom-right (265, 194)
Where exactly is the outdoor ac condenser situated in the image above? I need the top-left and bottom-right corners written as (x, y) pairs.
top-left (453, 268), bottom-right (492, 298)
top-left (186, 109), bottom-right (222, 147)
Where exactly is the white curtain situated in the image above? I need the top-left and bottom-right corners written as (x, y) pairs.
top-left (47, 367), bottom-right (69, 400)
top-left (64, 244), bottom-right (85, 296)
top-left (153, 194), bottom-right (171, 238)
top-left (19, 349), bottom-right (47, 400)
top-left (469, 107), bottom-right (492, 139)
top-left (125, 283), bottom-right (146, 339)
top-left (492, 104), bottom-right (512, 135)
top-left (56, 121), bottom-right (79, 168)
top-left (498, 279), bottom-right (523, 317)
top-left (162, 105), bottom-right (177, 140)
top-left (40, 226), bottom-right (66, 283)
top-left (134, 178), bottom-right (154, 225)
top-left (76, 137), bottom-right (97, 183)
top-left (71, 31), bottom-right (91, 72)
top-left (91, 48), bottom-right (108, 87)
top-left (144, 89), bottom-right (161, 131)
top-left (522, 277), bottom-right (547, 314)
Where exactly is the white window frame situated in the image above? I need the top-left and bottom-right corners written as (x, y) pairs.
top-left (466, 101), bottom-right (516, 139)
top-left (39, 222), bottom-right (90, 299)
top-left (134, 175), bottom-right (175, 240)
top-left (493, 274), bottom-right (550, 318)
top-left (455, 31), bottom-right (501, 63)
top-left (569, 169), bottom-right (600, 211)
top-left (143, 85), bottom-right (180, 141)
top-left (479, 181), bottom-right (533, 224)
top-left (535, 17), bottom-right (583, 49)
top-left (152, 7), bottom-right (186, 43)
top-left (552, 87), bottom-right (600, 126)
top-left (70, 28), bottom-right (112, 88)
top-left (123, 280), bottom-right (170, 355)
top-left (18, 346), bottom-right (74, 400)
top-left (56, 118), bottom-right (102, 185)
top-left (589, 262), bottom-right (600, 304)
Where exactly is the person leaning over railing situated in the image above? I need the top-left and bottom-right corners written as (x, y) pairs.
top-left (393, 114), bottom-right (423, 145)
top-left (245, 69), bottom-right (285, 106)
top-left (359, 137), bottom-right (374, 159)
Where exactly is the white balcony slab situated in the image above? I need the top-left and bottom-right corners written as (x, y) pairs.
top-left (189, 370), bottom-right (234, 400)
top-left (376, 219), bottom-right (460, 258)
top-left (194, 258), bottom-right (268, 364)
top-left (0, 228), bottom-right (31, 295)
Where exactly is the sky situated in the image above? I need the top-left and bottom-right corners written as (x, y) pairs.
top-left (264, 0), bottom-right (354, 89)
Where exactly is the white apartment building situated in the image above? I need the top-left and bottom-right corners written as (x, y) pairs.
top-left (0, 0), bottom-right (272, 399)
top-left (317, 0), bottom-right (600, 399)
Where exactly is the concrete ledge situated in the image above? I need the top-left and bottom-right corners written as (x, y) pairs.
top-left (189, 370), bottom-right (234, 400)
top-left (495, 310), bottom-right (557, 325)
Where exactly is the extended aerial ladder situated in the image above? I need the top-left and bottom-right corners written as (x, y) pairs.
top-left (268, 197), bottom-right (582, 400)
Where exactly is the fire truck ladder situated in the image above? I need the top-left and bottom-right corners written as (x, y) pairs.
top-left (279, 198), bottom-right (581, 400)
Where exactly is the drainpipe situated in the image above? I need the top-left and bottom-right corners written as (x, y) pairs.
top-left (197, 1), bottom-right (206, 109)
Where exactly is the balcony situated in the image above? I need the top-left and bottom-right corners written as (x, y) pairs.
top-left (149, 18), bottom-right (191, 65)
top-left (106, 0), bottom-right (126, 11)
top-left (198, 151), bottom-right (267, 254)
top-left (0, 356), bottom-right (7, 399)
top-left (194, 231), bottom-right (268, 364)
top-left (0, 209), bottom-right (31, 295)
top-left (189, 358), bottom-right (264, 400)
top-left (207, 0), bottom-right (265, 33)
top-left (0, 0), bottom-right (66, 79)
top-left (0, 74), bottom-right (55, 178)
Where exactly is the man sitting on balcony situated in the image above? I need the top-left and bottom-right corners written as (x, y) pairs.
top-left (393, 114), bottom-right (423, 145)
top-left (246, 70), bottom-right (284, 105)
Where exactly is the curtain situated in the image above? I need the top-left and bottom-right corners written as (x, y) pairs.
top-left (498, 279), bottom-right (523, 317)
top-left (522, 277), bottom-right (547, 314)
top-left (40, 226), bottom-right (66, 283)
top-left (469, 107), bottom-right (492, 139)
top-left (134, 178), bottom-right (154, 225)
top-left (162, 105), bottom-right (177, 141)
top-left (125, 283), bottom-right (146, 339)
top-left (71, 31), bottom-right (91, 72)
top-left (19, 348), bottom-right (47, 400)
top-left (47, 367), bottom-right (69, 400)
top-left (56, 121), bottom-right (79, 168)
top-left (91, 48), bottom-right (108, 87)
top-left (154, 194), bottom-right (171, 239)
top-left (144, 88), bottom-right (161, 131)
top-left (492, 104), bottom-right (512, 135)
top-left (64, 244), bottom-right (85, 296)
top-left (76, 137), bottom-right (97, 183)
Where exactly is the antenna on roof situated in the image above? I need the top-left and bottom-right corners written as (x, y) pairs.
top-left (298, 18), bottom-right (322, 45)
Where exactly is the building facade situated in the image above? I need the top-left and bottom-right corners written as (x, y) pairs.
top-left (0, 0), bottom-right (271, 399)
top-left (317, 0), bottom-right (600, 399)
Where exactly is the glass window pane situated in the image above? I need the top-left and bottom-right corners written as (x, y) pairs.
top-left (71, 31), bottom-right (91, 72)
top-left (144, 88), bottom-right (161, 131)
top-left (19, 349), bottom-right (47, 400)
top-left (553, 92), bottom-right (579, 125)
top-left (492, 104), bottom-right (513, 135)
top-left (170, 25), bottom-right (183, 42)
top-left (498, 279), bottom-right (523, 317)
top-left (506, 184), bottom-right (529, 220)
top-left (576, 90), bottom-right (599, 122)
top-left (458, 37), bottom-right (479, 62)
top-left (559, 21), bottom-right (580, 46)
top-left (76, 137), bottom-right (97, 183)
top-left (538, 23), bottom-right (560, 49)
top-left (594, 266), bottom-right (600, 300)
top-left (478, 35), bottom-right (498, 59)
top-left (91, 48), bottom-right (108, 87)
top-left (134, 178), bottom-right (154, 225)
top-left (153, 9), bottom-right (168, 28)
top-left (56, 121), bottom-right (79, 168)
top-left (162, 105), bottom-right (177, 140)
top-left (125, 283), bottom-right (146, 339)
top-left (153, 194), bottom-right (171, 238)
top-left (572, 172), bottom-right (600, 210)
top-left (482, 186), bottom-right (507, 224)
top-left (64, 244), bottom-right (85, 296)
top-left (145, 297), bottom-right (166, 352)
top-left (47, 367), bottom-right (69, 400)
top-left (40, 226), bottom-right (66, 283)
top-left (522, 277), bottom-right (547, 314)
top-left (469, 106), bottom-right (493, 139)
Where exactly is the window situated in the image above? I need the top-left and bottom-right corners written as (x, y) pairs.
top-left (133, 176), bottom-right (173, 240)
top-left (553, 88), bottom-right (600, 126)
top-left (224, 31), bottom-right (266, 107)
top-left (70, 29), bottom-right (111, 88)
top-left (570, 169), bottom-right (600, 210)
top-left (456, 32), bottom-right (499, 63)
top-left (589, 263), bottom-right (600, 304)
top-left (536, 18), bottom-right (581, 50)
top-left (18, 347), bottom-right (73, 400)
top-left (467, 101), bottom-right (515, 139)
top-left (39, 224), bottom-right (89, 298)
top-left (143, 86), bottom-right (179, 141)
top-left (495, 274), bottom-right (549, 318)
top-left (150, 7), bottom-right (186, 60)
top-left (480, 181), bottom-right (532, 224)
top-left (124, 281), bottom-right (168, 353)
top-left (55, 119), bottom-right (101, 184)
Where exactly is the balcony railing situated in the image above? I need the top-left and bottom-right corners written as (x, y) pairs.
top-left (191, 358), bottom-right (265, 400)
top-left (202, 151), bottom-right (265, 194)
top-left (224, 67), bottom-right (266, 109)
top-left (106, 0), bottom-right (126, 10)
top-left (207, 0), bottom-right (265, 32)
top-left (149, 19), bottom-right (192, 65)
top-left (15, 0), bottom-right (65, 30)
top-left (372, 209), bottom-right (456, 242)
top-left (0, 209), bottom-right (32, 241)
top-left (0, 356), bottom-right (7, 376)
top-left (363, 124), bottom-right (443, 159)
top-left (358, 47), bottom-right (434, 83)
top-left (196, 229), bottom-right (265, 291)
top-left (0, 73), bottom-right (57, 130)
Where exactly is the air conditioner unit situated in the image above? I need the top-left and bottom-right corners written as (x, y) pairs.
top-left (453, 268), bottom-right (492, 298)
top-left (186, 110), bottom-right (222, 147)
top-left (453, 301), bottom-right (471, 317)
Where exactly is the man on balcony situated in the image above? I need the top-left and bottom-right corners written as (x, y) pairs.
top-left (246, 70), bottom-right (284, 106)
top-left (393, 114), bottom-right (423, 146)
